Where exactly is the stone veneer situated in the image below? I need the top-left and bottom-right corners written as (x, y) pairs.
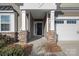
top-left (46, 30), bottom-right (62, 52)
top-left (47, 30), bottom-right (57, 43)
top-left (0, 32), bottom-right (18, 41)
top-left (0, 31), bottom-right (28, 43)
top-left (18, 31), bottom-right (27, 43)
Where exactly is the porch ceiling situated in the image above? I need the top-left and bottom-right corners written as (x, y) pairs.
top-left (30, 10), bottom-right (49, 19)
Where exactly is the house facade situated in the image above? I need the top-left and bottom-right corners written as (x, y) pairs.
top-left (0, 3), bottom-right (79, 43)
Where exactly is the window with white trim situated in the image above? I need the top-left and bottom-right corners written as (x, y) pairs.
top-left (1, 15), bottom-right (10, 31)
top-left (55, 20), bottom-right (64, 24)
top-left (67, 20), bottom-right (76, 24)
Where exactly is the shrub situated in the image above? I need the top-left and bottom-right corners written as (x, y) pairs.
top-left (0, 34), bottom-right (33, 56)
top-left (0, 34), bottom-right (16, 48)
top-left (0, 39), bottom-right (6, 48)
top-left (0, 44), bottom-right (25, 56)
top-left (0, 44), bottom-right (33, 56)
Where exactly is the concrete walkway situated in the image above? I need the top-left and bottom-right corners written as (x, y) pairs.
top-left (28, 37), bottom-right (47, 56)
top-left (28, 37), bottom-right (66, 56)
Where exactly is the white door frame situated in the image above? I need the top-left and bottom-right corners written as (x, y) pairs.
top-left (33, 21), bottom-right (43, 36)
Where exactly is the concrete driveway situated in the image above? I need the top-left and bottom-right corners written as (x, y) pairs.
top-left (58, 41), bottom-right (79, 56)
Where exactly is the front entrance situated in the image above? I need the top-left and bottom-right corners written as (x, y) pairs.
top-left (34, 21), bottom-right (43, 36)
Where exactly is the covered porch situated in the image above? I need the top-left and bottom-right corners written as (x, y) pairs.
top-left (21, 9), bottom-right (56, 42)
top-left (25, 10), bottom-right (50, 42)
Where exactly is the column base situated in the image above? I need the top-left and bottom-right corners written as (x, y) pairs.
top-left (0, 32), bottom-right (18, 42)
top-left (47, 30), bottom-right (57, 43)
top-left (18, 31), bottom-right (27, 43)
top-left (46, 30), bottom-right (62, 52)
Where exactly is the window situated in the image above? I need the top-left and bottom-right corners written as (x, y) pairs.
top-left (1, 24), bottom-right (10, 31)
top-left (67, 20), bottom-right (76, 24)
top-left (1, 15), bottom-right (10, 23)
top-left (55, 20), bottom-right (64, 24)
top-left (1, 15), bottom-right (10, 31)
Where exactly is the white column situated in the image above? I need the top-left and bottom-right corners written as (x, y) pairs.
top-left (50, 11), bottom-right (55, 30)
top-left (22, 10), bottom-right (26, 31)
top-left (46, 13), bottom-right (49, 32)
top-left (26, 15), bottom-right (29, 31)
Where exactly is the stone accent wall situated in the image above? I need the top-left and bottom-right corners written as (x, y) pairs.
top-left (47, 30), bottom-right (57, 44)
top-left (46, 29), bottom-right (61, 53)
top-left (0, 31), bottom-right (28, 43)
top-left (18, 31), bottom-right (27, 43)
top-left (0, 32), bottom-right (18, 41)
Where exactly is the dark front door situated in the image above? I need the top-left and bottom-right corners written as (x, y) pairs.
top-left (37, 23), bottom-right (42, 35)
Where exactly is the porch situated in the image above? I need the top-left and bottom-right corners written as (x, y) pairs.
top-left (21, 10), bottom-right (51, 42)
top-left (18, 8), bottom-right (62, 55)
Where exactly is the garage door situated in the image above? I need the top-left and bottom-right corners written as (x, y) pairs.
top-left (55, 19), bottom-right (79, 41)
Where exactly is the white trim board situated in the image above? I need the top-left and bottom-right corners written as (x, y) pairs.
top-left (0, 10), bottom-right (14, 13)
top-left (56, 16), bottom-right (79, 19)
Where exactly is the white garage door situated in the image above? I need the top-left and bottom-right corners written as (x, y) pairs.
top-left (55, 19), bottom-right (79, 41)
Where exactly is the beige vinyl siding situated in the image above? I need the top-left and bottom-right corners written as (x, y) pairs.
top-left (61, 3), bottom-right (79, 8)
top-left (63, 12), bottom-right (79, 16)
